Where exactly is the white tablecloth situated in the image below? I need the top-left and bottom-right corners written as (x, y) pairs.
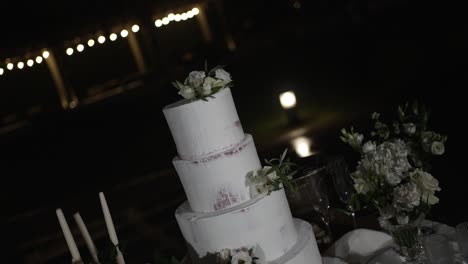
top-left (321, 220), bottom-right (463, 264)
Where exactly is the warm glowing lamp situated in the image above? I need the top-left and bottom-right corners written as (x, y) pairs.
top-left (174, 14), bottom-right (181, 22)
top-left (77, 44), bottom-right (85, 52)
top-left (292, 137), bottom-right (314, 158)
top-left (109, 33), bottom-right (117, 41)
top-left (36, 56), bottom-right (43, 64)
top-left (0, 68), bottom-right (4, 75)
top-left (42, 50), bottom-right (50, 59)
top-left (131, 24), bottom-right (140, 33)
top-left (192, 7), bottom-right (200, 15)
top-left (279, 91), bottom-right (297, 109)
top-left (98, 36), bottom-right (106, 43)
top-left (88, 39), bottom-right (95, 47)
top-left (155, 19), bottom-right (162, 27)
top-left (162, 17), bottom-right (170, 25)
top-left (7, 63), bottom-right (14, 70)
top-left (120, 29), bottom-right (128, 38)
top-left (66, 48), bottom-right (74, 55)
top-left (17, 62), bottom-right (25, 69)
top-left (181, 13), bottom-right (188, 20)
top-left (27, 59), bottom-right (34, 67)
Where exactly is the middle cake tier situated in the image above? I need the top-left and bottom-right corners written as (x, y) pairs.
top-left (173, 134), bottom-right (260, 212)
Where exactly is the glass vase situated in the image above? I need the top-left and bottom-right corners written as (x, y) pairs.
top-left (380, 214), bottom-right (425, 263)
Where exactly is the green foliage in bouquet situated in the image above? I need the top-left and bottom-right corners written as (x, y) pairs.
top-left (341, 101), bottom-right (447, 224)
top-left (246, 149), bottom-right (298, 198)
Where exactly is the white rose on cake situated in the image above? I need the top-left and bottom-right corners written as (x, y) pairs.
top-left (178, 86), bottom-right (196, 99)
top-left (215, 68), bottom-right (232, 83)
top-left (231, 250), bottom-right (252, 264)
top-left (185, 71), bottom-right (206, 88)
top-left (202, 77), bottom-right (216, 95)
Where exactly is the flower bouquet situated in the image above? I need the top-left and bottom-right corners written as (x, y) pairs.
top-left (172, 62), bottom-right (233, 101)
top-left (341, 102), bottom-right (447, 262)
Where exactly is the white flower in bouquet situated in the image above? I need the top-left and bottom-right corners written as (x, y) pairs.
top-left (184, 71), bottom-right (206, 88)
top-left (178, 85), bottom-right (196, 99)
top-left (410, 169), bottom-right (440, 205)
top-left (362, 141), bottom-right (376, 153)
top-left (231, 250), bottom-right (252, 264)
top-left (340, 128), bottom-right (363, 151)
top-left (201, 76), bottom-right (216, 95)
top-left (403, 123), bottom-right (416, 135)
top-left (215, 68), bottom-right (232, 83)
top-left (393, 183), bottom-right (421, 211)
top-left (219, 249), bottom-right (231, 260)
top-left (431, 141), bottom-right (445, 155)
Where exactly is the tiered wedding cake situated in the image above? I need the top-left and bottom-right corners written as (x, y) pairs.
top-left (163, 69), bottom-right (322, 264)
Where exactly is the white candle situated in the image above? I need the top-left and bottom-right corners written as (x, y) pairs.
top-left (99, 192), bottom-right (125, 264)
top-left (74, 212), bottom-right (99, 263)
top-left (56, 208), bottom-right (82, 262)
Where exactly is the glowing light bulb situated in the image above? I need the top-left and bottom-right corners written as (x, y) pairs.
top-left (27, 59), bottom-right (34, 67)
top-left (174, 14), bottom-right (181, 22)
top-left (0, 68), bottom-right (4, 75)
top-left (181, 13), bottom-right (188, 20)
top-left (77, 44), bottom-right (84, 52)
top-left (7, 63), bottom-right (14, 70)
top-left (187, 10), bottom-right (194, 18)
top-left (110, 33), bottom-right (117, 41)
top-left (120, 29), bottom-right (128, 38)
top-left (131, 24), bottom-right (140, 33)
top-left (292, 137), bottom-right (314, 158)
top-left (168, 13), bottom-right (175, 21)
top-left (42, 50), bottom-right (50, 59)
top-left (17, 62), bottom-right (24, 69)
top-left (36, 56), bottom-right (43, 64)
top-left (279, 91), bottom-right (297, 109)
top-left (88, 39), bottom-right (95, 47)
top-left (162, 17), bottom-right (169, 25)
top-left (66, 48), bottom-right (74, 56)
top-left (192, 7), bottom-right (200, 15)
top-left (98, 35), bottom-right (106, 43)
top-left (155, 19), bottom-right (162, 27)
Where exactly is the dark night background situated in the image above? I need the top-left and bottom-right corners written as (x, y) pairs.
top-left (0, 0), bottom-right (464, 263)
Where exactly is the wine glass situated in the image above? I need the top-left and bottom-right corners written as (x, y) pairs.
top-left (328, 156), bottom-right (358, 229)
top-left (289, 167), bottom-right (333, 243)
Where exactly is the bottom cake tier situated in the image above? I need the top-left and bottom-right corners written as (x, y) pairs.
top-left (270, 219), bottom-right (322, 264)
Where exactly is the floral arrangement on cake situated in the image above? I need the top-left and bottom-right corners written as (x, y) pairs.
top-left (218, 246), bottom-right (261, 264)
top-left (341, 102), bottom-right (447, 225)
top-left (246, 149), bottom-right (298, 198)
top-left (172, 63), bottom-right (233, 101)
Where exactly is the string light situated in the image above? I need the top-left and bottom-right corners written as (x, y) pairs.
top-left (155, 19), bottom-right (162, 27)
top-left (88, 39), bottom-right (95, 47)
top-left (0, 68), bottom-right (4, 75)
top-left (36, 56), bottom-right (43, 64)
top-left (7, 63), bottom-right (14, 70)
top-left (42, 51), bottom-right (50, 59)
top-left (27, 59), bottom-right (34, 67)
top-left (120, 29), bottom-right (128, 38)
top-left (17, 62), bottom-right (24, 69)
top-left (110, 33), bottom-right (117, 41)
top-left (98, 36), bottom-right (106, 44)
top-left (66, 48), bottom-right (74, 56)
top-left (131, 24), bottom-right (140, 33)
top-left (154, 7), bottom-right (199, 28)
top-left (77, 44), bottom-right (85, 52)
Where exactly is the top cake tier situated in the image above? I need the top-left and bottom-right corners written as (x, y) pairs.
top-left (163, 88), bottom-right (244, 161)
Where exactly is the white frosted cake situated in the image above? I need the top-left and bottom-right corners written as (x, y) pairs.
top-left (164, 70), bottom-right (322, 264)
